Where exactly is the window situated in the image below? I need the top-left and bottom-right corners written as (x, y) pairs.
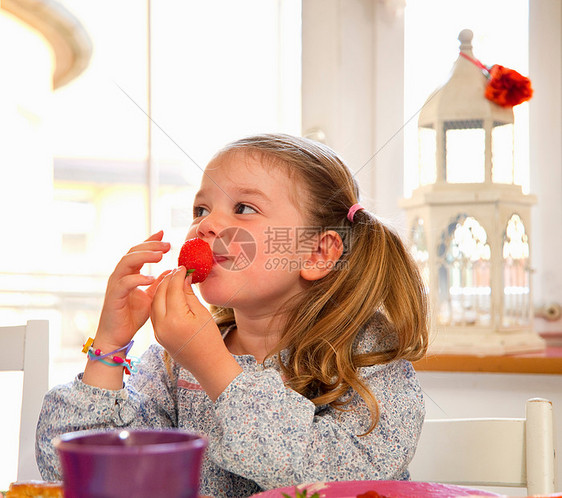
top-left (503, 214), bottom-right (531, 327)
top-left (1, 0), bottom-right (302, 386)
top-left (437, 215), bottom-right (491, 327)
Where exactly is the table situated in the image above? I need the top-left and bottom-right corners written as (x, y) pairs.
top-left (252, 480), bottom-right (511, 497)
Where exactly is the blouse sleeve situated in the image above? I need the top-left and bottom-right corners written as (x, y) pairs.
top-left (35, 345), bottom-right (178, 481)
top-left (209, 358), bottom-right (424, 490)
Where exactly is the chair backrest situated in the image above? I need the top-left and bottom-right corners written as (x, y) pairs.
top-left (409, 398), bottom-right (557, 496)
top-left (0, 320), bottom-right (49, 480)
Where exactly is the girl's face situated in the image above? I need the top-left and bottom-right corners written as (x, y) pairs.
top-left (187, 150), bottom-right (311, 315)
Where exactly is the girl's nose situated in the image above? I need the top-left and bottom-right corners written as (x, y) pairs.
top-left (195, 211), bottom-right (222, 239)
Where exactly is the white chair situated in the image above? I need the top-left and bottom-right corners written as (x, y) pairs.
top-left (409, 398), bottom-right (557, 496)
top-left (0, 320), bottom-right (49, 480)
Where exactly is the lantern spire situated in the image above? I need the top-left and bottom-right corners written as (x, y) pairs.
top-left (458, 28), bottom-right (473, 54)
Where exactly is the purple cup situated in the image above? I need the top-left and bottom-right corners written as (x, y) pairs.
top-left (54, 429), bottom-right (207, 498)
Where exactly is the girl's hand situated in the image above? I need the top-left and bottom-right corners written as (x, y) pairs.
top-left (95, 231), bottom-right (171, 350)
top-left (150, 266), bottom-right (219, 358)
top-left (150, 266), bottom-right (242, 400)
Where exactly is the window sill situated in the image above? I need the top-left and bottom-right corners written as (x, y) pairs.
top-left (413, 344), bottom-right (562, 374)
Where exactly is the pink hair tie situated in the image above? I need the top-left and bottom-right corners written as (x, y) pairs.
top-left (347, 203), bottom-right (365, 222)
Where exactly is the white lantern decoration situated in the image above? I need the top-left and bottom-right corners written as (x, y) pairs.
top-left (401, 30), bottom-right (544, 354)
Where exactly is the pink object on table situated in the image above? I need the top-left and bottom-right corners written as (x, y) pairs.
top-left (252, 480), bottom-right (503, 497)
top-left (55, 429), bottom-right (207, 498)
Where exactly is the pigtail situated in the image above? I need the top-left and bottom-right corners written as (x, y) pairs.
top-left (348, 212), bottom-right (428, 365)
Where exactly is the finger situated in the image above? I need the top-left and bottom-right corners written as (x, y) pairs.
top-left (151, 269), bottom-right (173, 319)
top-left (109, 274), bottom-right (157, 300)
top-left (181, 272), bottom-right (206, 312)
top-left (146, 230), bottom-right (164, 242)
top-left (145, 270), bottom-right (173, 299)
top-left (167, 267), bottom-right (192, 312)
top-left (113, 250), bottom-right (165, 280)
top-left (127, 240), bottom-right (171, 255)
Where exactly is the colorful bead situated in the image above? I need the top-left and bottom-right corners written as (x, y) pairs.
top-left (81, 337), bottom-right (94, 354)
top-left (123, 357), bottom-right (140, 375)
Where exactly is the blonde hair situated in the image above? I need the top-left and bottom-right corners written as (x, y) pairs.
top-left (208, 134), bottom-right (428, 433)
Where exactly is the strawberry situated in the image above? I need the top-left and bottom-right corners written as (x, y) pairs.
top-left (177, 238), bottom-right (213, 283)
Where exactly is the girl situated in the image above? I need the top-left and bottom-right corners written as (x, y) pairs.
top-left (36, 134), bottom-right (428, 497)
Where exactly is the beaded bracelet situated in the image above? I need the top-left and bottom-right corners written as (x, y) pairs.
top-left (81, 338), bottom-right (139, 375)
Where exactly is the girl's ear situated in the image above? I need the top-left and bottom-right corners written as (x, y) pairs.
top-left (300, 230), bottom-right (344, 281)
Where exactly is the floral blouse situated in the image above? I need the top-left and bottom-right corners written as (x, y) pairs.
top-left (36, 314), bottom-right (424, 498)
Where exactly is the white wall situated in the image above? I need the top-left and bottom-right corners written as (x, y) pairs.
top-left (529, 0), bottom-right (562, 335)
top-left (301, 0), bottom-right (406, 229)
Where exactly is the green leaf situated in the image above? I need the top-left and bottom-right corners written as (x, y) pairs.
top-left (281, 488), bottom-right (320, 498)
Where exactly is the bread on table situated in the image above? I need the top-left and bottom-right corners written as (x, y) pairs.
top-left (5, 481), bottom-right (63, 497)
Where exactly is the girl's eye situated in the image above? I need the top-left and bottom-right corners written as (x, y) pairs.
top-left (234, 203), bottom-right (257, 215)
top-left (193, 206), bottom-right (209, 218)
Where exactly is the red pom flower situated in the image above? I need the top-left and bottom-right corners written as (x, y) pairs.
top-left (484, 64), bottom-right (533, 108)
top-left (460, 52), bottom-right (533, 108)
